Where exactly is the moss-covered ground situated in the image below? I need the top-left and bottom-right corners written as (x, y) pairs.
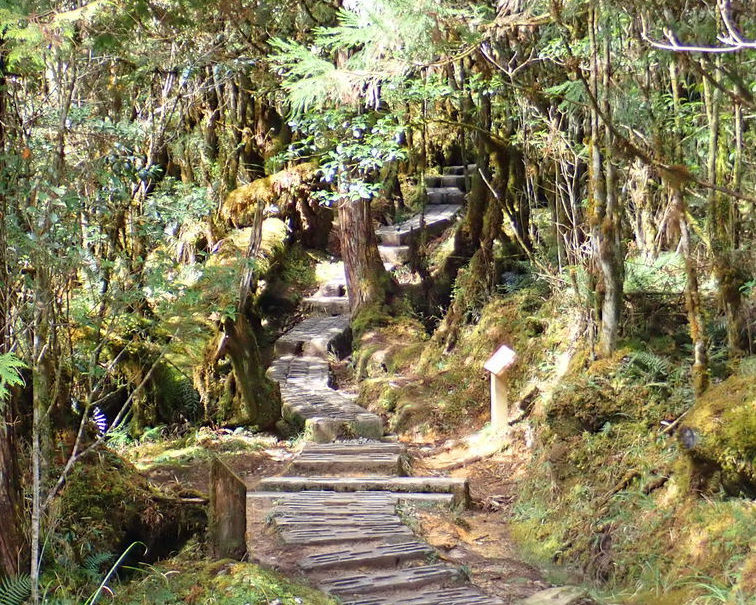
top-left (355, 275), bottom-right (756, 604)
top-left (108, 553), bottom-right (336, 605)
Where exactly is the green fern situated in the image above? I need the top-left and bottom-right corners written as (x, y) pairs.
top-left (625, 351), bottom-right (670, 382)
top-left (83, 552), bottom-right (115, 580)
top-left (0, 353), bottom-right (26, 411)
top-left (0, 573), bottom-right (32, 605)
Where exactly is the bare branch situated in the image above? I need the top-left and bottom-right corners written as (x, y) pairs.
top-left (641, 3), bottom-right (756, 54)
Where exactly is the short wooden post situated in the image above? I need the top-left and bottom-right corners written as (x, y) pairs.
top-left (484, 344), bottom-right (517, 431)
top-left (209, 457), bottom-right (247, 559)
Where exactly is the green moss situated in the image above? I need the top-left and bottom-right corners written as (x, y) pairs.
top-left (683, 374), bottom-right (756, 491)
top-left (47, 450), bottom-right (205, 596)
top-left (110, 557), bottom-right (336, 605)
top-left (352, 302), bottom-right (393, 341)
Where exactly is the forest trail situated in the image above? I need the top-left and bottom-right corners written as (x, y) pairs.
top-left (245, 168), bottom-right (582, 605)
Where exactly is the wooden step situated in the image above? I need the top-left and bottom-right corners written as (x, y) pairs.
top-left (376, 205), bottom-right (462, 246)
top-left (427, 187), bottom-right (465, 205)
top-left (273, 314), bottom-right (351, 358)
top-left (302, 442), bottom-right (406, 455)
top-left (379, 244), bottom-right (410, 265)
top-left (320, 564), bottom-right (463, 596)
top-left (442, 165), bottom-right (467, 175)
top-left (299, 540), bottom-right (433, 571)
top-left (343, 586), bottom-right (504, 605)
top-left (290, 453), bottom-right (407, 476)
top-left (248, 490), bottom-right (456, 507)
top-left (273, 512), bottom-right (402, 527)
top-left (279, 523), bottom-right (413, 545)
top-left (257, 476), bottom-right (470, 507)
top-left (302, 294), bottom-right (350, 316)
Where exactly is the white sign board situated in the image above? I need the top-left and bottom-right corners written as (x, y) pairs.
top-left (484, 344), bottom-right (516, 377)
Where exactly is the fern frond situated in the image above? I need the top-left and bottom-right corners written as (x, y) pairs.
top-left (0, 353), bottom-right (26, 411)
top-left (628, 351), bottom-right (670, 380)
top-left (83, 552), bottom-right (115, 579)
top-left (0, 573), bottom-right (32, 605)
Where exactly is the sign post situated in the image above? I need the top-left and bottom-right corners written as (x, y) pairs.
top-left (484, 344), bottom-right (517, 430)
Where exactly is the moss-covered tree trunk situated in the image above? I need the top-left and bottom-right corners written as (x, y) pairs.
top-left (338, 197), bottom-right (391, 316)
top-left (588, 3), bottom-right (624, 358)
top-left (223, 197), bottom-right (280, 428)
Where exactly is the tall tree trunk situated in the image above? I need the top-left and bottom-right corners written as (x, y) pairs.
top-left (338, 196), bottom-right (391, 315)
top-left (0, 44), bottom-right (25, 579)
top-left (703, 62), bottom-right (742, 355)
top-left (589, 2), bottom-right (623, 357)
top-left (673, 188), bottom-right (708, 395)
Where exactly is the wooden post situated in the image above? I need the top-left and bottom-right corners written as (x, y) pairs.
top-left (209, 457), bottom-right (247, 559)
top-left (484, 344), bottom-right (517, 431)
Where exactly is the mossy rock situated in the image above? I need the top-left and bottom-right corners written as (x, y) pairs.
top-left (681, 374), bottom-right (756, 495)
top-left (51, 449), bottom-right (206, 585)
top-left (546, 349), bottom-right (651, 437)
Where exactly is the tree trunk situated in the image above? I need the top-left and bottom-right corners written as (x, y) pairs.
top-left (0, 405), bottom-right (23, 577)
top-left (338, 197), bottom-right (391, 315)
top-left (0, 44), bottom-right (24, 579)
top-left (589, 2), bottom-right (623, 357)
top-left (703, 62), bottom-right (742, 356)
top-left (223, 197), bottom-right (279, 428)
top-left (674, 188), bottom-right (708, 396)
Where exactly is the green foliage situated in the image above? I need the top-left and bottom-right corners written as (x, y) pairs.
top-left (270, 0), bottom-right (486, 112)
top-left (0, 353), bottom-right (26, 410)
top-left (624, 253), bottom-right (687, 294)
top-left (279, 109), bottom-right (407, 206)
top-left (0, 574), bottom-right (31, 605)
top-left (107, 559), bottom-right (337, 605)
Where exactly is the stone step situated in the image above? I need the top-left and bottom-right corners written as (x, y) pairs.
top-left (279, 523), bottom-right (413, 545)
top-left (427, 187), bottom-right (465, 205)
top-left (343, 586), bottom-right (504, 605)
top-left (302, 442), bottom-right (406, 455)
top-left (320, 564), bottom-right (463, 596)
top-left (299, 540), bottom-right (433, 571)
top-left (376, 205), bottom-right (462, 246)
top-left (378, 244), bottom-right (411, 265)
top-left (273, 314), bottom-right (351, 358)
top-left (257, 476), bottom-right (470, 507)
top-left (425, 175), bottom-right (466, 190)
top-left (290, 452), bottom-right (406, 476)
top-left (442, 165), bottom-right (467, 175)
top-left (302, 294), bottom-right (350, 316)
top-left (273, 512), bottom-right (401, 527)
top-left (267, 355), bottom-right (331, 388)
top-left (280, 384), bottom-right (384, 443)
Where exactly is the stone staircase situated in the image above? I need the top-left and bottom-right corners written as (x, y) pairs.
top-left (304, 163), bottom-right (472, 316)
top-left (252, 163), bottom-right (507, 604)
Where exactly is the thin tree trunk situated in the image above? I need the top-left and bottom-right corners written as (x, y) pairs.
top-left (703, 61), bottom-right (742, 355)
top-left (674, 189), bottom-right (708, 395)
